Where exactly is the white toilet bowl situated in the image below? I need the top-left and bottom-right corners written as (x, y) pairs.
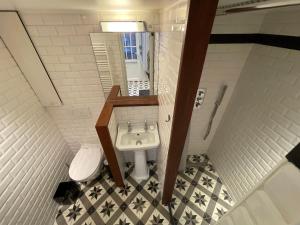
top-left (69, 144), bottom-right (103, 182)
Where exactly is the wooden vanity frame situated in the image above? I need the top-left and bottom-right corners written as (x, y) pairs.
top-left (95, 85), bottom-right (158, 187)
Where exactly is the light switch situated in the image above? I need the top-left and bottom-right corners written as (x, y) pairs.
top-left (194, 88), bottom-right (206, 109)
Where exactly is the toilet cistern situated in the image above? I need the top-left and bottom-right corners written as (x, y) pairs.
top-left (116, 122), bottom-right (160, 182)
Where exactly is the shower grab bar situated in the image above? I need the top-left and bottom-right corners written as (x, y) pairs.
top-left (203, 85), bottom-right (228, 140)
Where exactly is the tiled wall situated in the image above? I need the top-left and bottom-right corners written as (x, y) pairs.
top-left (90, 32), bottom-right (127, 96)
top-left (20, 10), bottom-right (159, 153)
top-left (208, 8), bottom-right (300, 202)
top-left (156, 1), bottom-right (265, 189)
top-left (0, 38), bottom-right (72, 225)
top-left (156, 1), bottom-right (187, 191)
top-left (188, 11), bottom-right (265, 154)
top-left (212, 11), bottom-right (265, 34)
top-left (114, 106), bottom-right (158, 124)
top-left (188, 44), bottom-right (253, 154)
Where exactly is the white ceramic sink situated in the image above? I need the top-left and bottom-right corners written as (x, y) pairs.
top-left (116, 122), bottom-right (160, 151)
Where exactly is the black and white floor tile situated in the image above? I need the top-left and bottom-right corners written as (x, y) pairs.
top-left (54, 155), bottom-right (234, 225)
top-left (128, 80), bottom-right (150, 96)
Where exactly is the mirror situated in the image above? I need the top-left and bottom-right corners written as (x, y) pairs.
top-left (90, 31), bottom-right (157, 97)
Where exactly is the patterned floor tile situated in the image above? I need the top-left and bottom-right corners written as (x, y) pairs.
top-left (115, 213), bottom-right (134, 225)
top-left (85, 184), bottom-right (105, 205)
top-left (128, 80), bottom-right (150, 96)
top-left (174, 176), bottom-right (189, 195)
top-left (145, 177), bottom-right (160, 198)
top-left (145, 210), bottom-right (169, 225)
top-left (179, 205), bottom-right (203, 225)
top-left (55, 155), bottom-right (234, 225)
top-left (129, 193), bottom-right (151, 219)
top-left (81, 216), bottom-right (96, 225)
top-left (171, 154), bottom-right (235, 225)
top-left (219, 185), bottom-right (234, 206)
top-left (97, 196), bottom-right (118, 223)
top-left (62, 200), bottom-right (86, 225)
top-left (199, 174), bottom-right (217, 193)
top-left (190, 188), bottom-right (210, 212)
top-left (211, 202), bottom-right (228, 222)
top-left (184, 166), bottom-right (198, 179)
top-left (115, 183), bottom-right (134, 201)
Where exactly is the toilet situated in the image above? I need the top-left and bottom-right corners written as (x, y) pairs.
top-left (69, 144), bottom-right (104, 182)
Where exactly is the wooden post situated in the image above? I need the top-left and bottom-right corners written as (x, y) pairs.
top-left (162, 0), bottom-right (219, 204)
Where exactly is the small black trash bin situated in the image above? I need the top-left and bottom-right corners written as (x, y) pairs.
top-left (53, 181), bottom-right (80, 205)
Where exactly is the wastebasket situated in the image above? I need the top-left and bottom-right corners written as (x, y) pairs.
top-left (53, 181), bottom-right (81, 205)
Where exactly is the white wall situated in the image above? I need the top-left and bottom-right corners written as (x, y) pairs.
top-left (0, 38), bottom-right (72, 225)
top-left (259, 6), bottom-right (300, 36)
top-left (208, 7), bottom-right (300, 202)
top-left (155, 2), bottom-right (266, 189)
top-left (90, 32), bottom-right (128, 95)
top-left (108, 111), bottom-right (125, 180)
top-left (20, 10), bottom-right (159, 153)
top-left (212, 11), bottom-right (265, 34)
top-left (156, 1), bottom-right (187, 191)
top-left (188, 44), bottom-right (253, 154)
top-left (187, 11), bottom-right (265, 154)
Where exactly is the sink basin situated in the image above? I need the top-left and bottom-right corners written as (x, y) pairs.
top-left (116, 123), bottom-right (160, 151)
top-left (116, 122), bottom-right (160, 181)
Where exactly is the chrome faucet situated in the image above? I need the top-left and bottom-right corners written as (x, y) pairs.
top-left (144, 120), bottom-right (148, 131)
top-left (127, 122), bottom-right (132, 133)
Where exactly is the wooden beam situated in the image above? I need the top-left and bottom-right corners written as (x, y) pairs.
top-left (95, 85), bottom-right (159, 187)
top-left (107, 85), bottom-right (121, 100)
top-left (162, 0), bottom-right (219, 204)
top-left (110, 95), bottom-right (158, 107)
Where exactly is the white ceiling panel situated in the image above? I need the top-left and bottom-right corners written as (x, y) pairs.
top-left (0, 0), bottom-right (261, 11)
top-left (0, 0), bottom-right (177, 10)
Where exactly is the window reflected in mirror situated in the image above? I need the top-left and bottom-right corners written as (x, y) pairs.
top-left (90, 31), bottom-right (157, 97)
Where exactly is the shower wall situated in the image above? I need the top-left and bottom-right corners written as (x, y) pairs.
top-left (208, 7), bottom-right (300, 202)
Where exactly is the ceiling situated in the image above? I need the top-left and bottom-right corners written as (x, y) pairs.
top-left (0, 0), bottom-right (266, 11)
top-left (0, 0), bottom-right (174, 10)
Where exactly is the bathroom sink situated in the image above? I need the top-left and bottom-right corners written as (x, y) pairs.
top-left (116, 122), bottom-right (160, 151)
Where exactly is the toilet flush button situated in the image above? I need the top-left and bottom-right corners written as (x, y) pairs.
top-left (149, 125), bottom-right (155, 130)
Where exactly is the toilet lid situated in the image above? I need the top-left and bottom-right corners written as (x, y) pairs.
top-left (69, 144), bottom-right (102, 181)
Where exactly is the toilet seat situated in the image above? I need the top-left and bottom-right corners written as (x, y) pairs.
top-left (69, 144), bottom-right (102, 182)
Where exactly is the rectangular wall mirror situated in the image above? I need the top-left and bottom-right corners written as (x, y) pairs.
top-left (90, 31), bottom-right (157, 97)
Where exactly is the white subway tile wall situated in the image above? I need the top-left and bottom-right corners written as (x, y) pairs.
top-left (20, 11), bottom-right (159, 153)
top-left (0, 38), bottom-right (72, 225)
top-left (188, 44), bottom-right (253, 154)
top-left (212, 11), bottom-right (265, 34)
top-left (114, 106), bottom-right (158, 124)
top-left (208, 8), bottom-right (300, 201)
top-left (90, 33), bottom-right (128, 95)
top-left (209, 44), bottom-right (300, 202)
top-left (156, 1), bottom-right (187, 191)
top-left (155, 0), bottom-right (265, 190)
top-left (188, 9), bottom-right (265, 154)
top-left (108, 111), bottom-right (125, 180)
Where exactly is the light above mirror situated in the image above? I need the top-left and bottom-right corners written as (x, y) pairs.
top-left (100, 21), bottom-right (146, 32)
